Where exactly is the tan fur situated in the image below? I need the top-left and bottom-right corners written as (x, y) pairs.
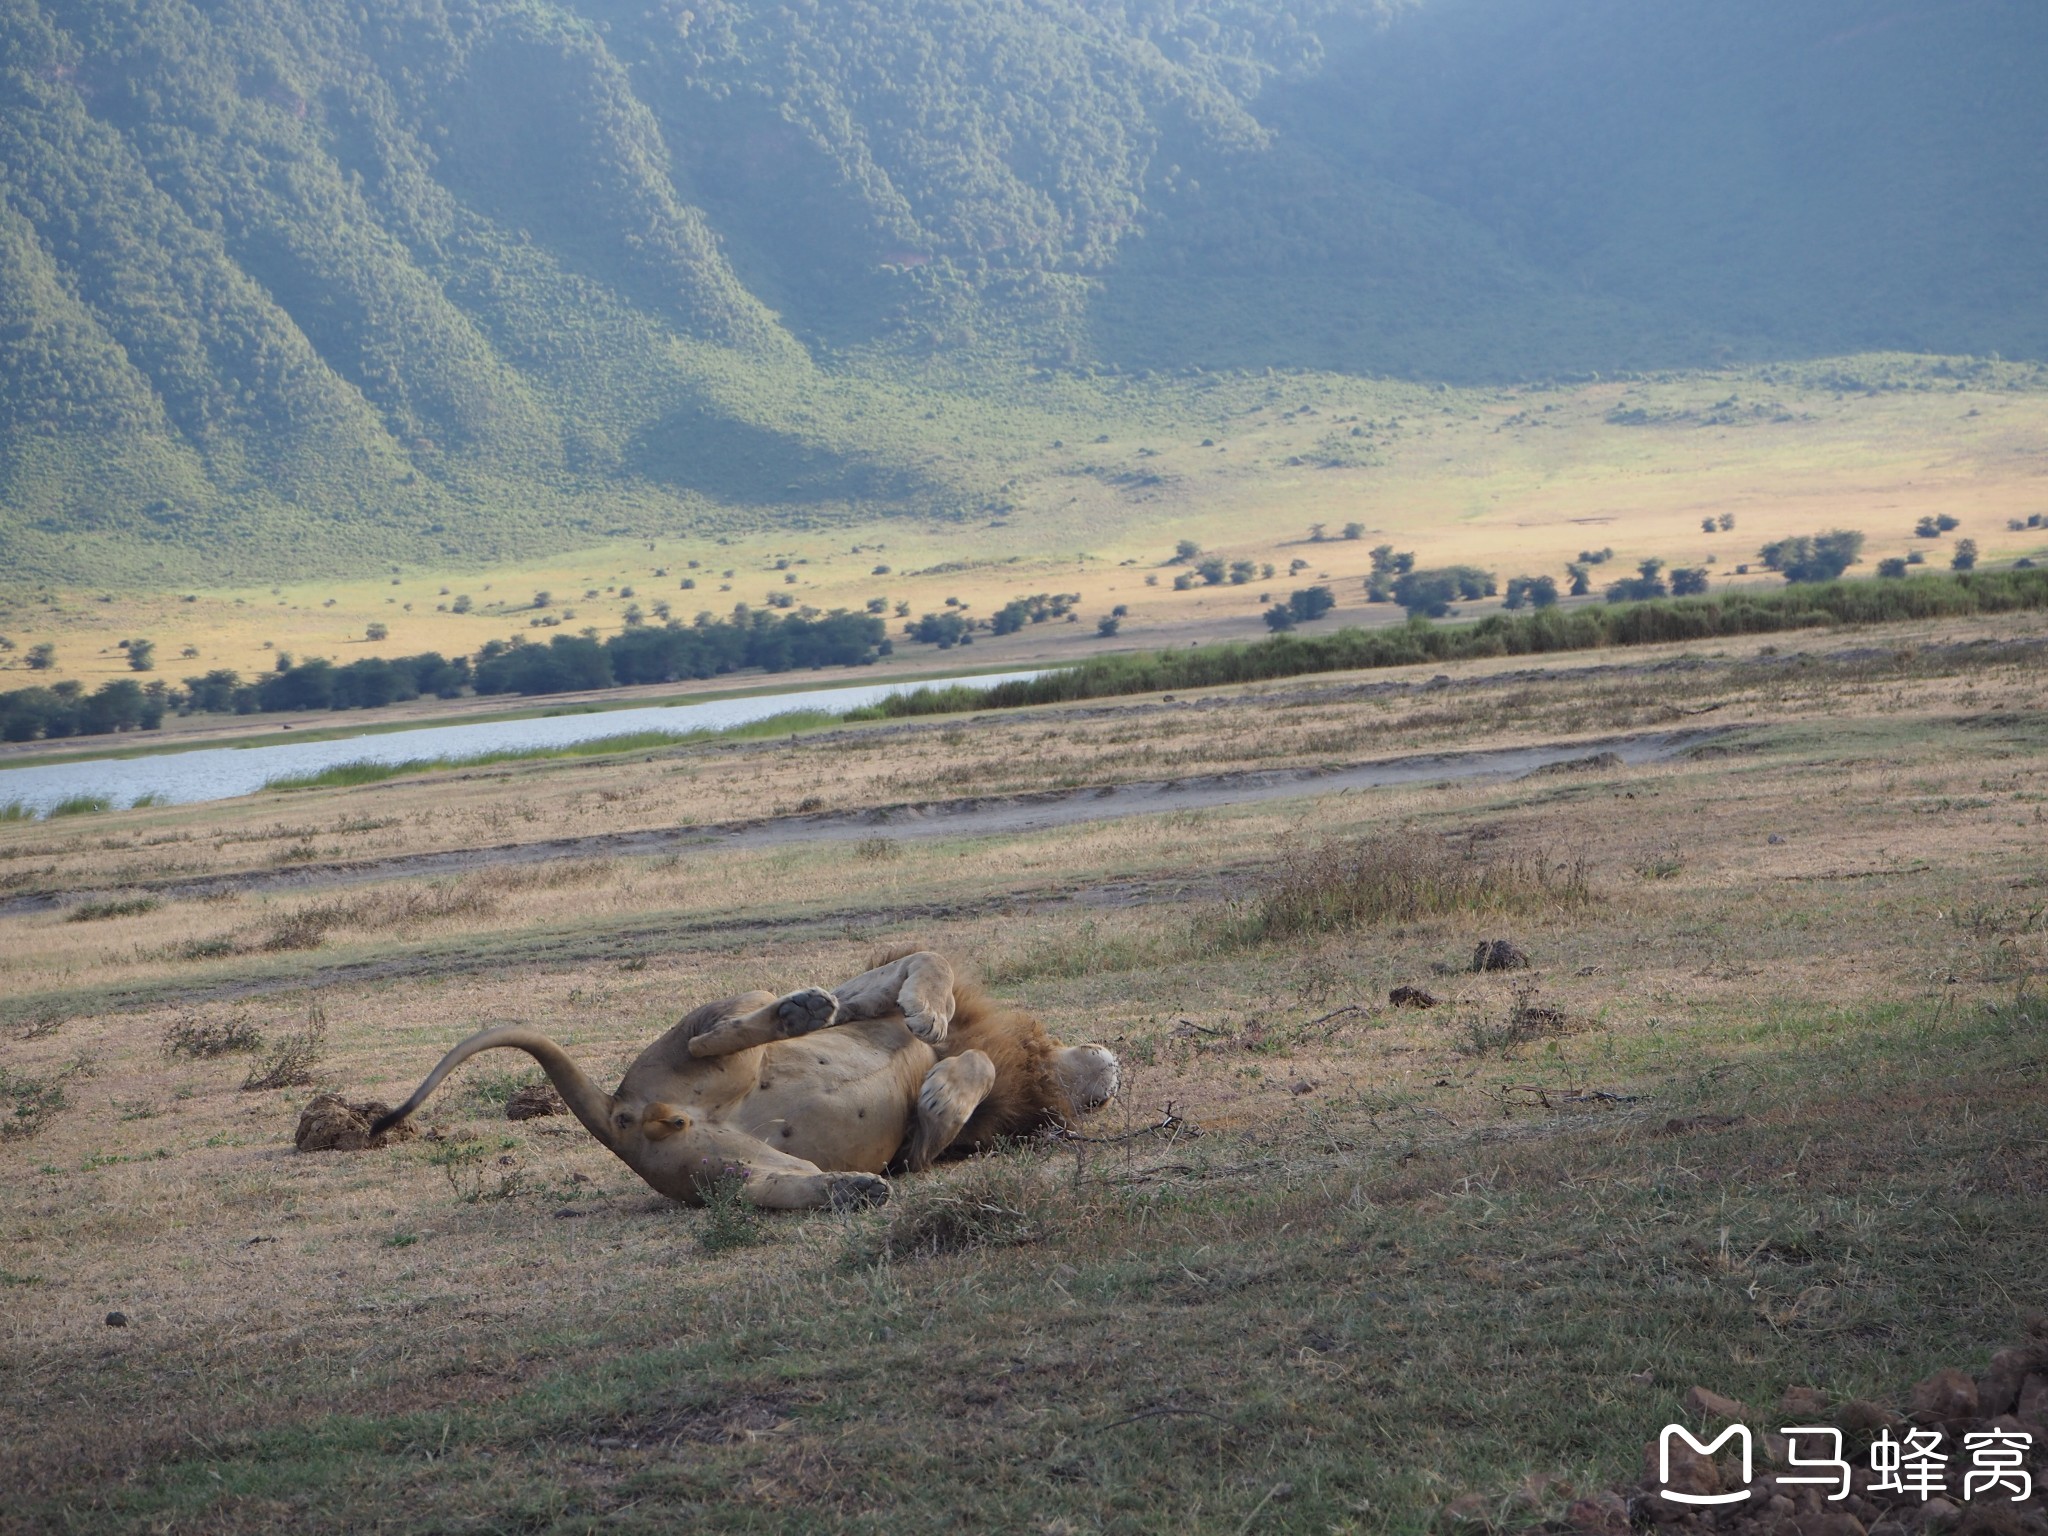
top-left (374, 948), bottom-right (1117, 1212)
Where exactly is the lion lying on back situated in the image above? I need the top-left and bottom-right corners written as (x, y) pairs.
top-left (372, 948), bottom-right (1119, 1210)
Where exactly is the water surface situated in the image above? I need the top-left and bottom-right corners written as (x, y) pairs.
top-left (0, 670), bottom-right (1043, 817)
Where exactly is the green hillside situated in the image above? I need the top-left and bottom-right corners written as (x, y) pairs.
top-left (2, 0), bottom-right (2044, 584)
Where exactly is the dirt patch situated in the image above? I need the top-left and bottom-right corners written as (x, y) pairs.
top-left (506, 1083), bottom-right (566, 1120)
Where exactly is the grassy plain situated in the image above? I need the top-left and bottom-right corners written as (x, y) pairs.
top-left (1, 606), bottom-right (2044, 1532)
top-left (6, 356), bottom-right (2047, 694)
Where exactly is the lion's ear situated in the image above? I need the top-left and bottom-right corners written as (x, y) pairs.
top-left (640, 1103), bottom-right (691, 1140)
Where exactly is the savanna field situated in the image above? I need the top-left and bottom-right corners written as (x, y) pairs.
top-left (2, 609), bottom-right (2044, 1533)
top-left (4, 3), bottom-right (2048, 1529)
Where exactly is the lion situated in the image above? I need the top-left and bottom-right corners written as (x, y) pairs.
top-left (370, 948), bottom-right (1119, 1210)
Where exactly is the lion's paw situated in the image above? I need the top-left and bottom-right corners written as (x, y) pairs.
top-left (827, 1172), bottom-right (890, 1210)
top-left (901, 1007), bottom-right (948, 1045)
top-left (776, 987), bottom-right (839, 1036)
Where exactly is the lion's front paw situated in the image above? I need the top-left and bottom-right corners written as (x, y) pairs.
top-left (776, 987), bottom-right (840, 1036)
top-left (827, 1172), bottom-right (890, 1210)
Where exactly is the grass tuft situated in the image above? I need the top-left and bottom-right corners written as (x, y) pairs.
top-left (46, 795), bottom-right (112, 818)
top-left (1220, 833), bottom-right (1591, 946)
top-left (66, 896), bottom-right (160, 923)
top-left (857, 1160), bottom-right (1046, 1262)
top-left (162, 1015), bottom-right (264, 1059)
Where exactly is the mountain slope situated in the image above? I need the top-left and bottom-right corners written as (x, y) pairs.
top-left (2, 0), bottom-right (2043, 584)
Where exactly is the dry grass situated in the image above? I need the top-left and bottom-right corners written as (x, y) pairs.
top-left (1223, 831), bottom-right (1590, 944)
top-left (0, 611), bottom-right (2045, 1530)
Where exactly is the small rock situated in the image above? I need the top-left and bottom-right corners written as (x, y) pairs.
top-left (1768, 834), bottom-right (1786, 845)
top-left (2016, 1373), bottom-right (2048, 1428)
top-left (1472, 939), bottom-right (1531, 972)
top-left (1909, 1499), bottom-right (1959, 1531)
top-left (1390, 984), bottom-right (1440, 1009)
top-left (1780, 1386), bottom-right (1830, 1418)
top-left (1976, 1348), bottom-right (2038, 1418)
top-left (104, 1311), bottom-right (128, 1328)
top-left (1630, 1369), bottom-right (1657, 1387)
top-left (1567, 1495), bottom-right (1630, 1536)
top-left (506, 1083), bottom-right (566, 1121)
top-left (1644, 1437), bottom-right (1721, 1501)
top-left (1288, 1079), bottom-right (1315, 1095)
top-left (1810, 1515), bottom-right (1867, 1536)
top-left (1685, 1386), bottom-right (1751, 1421)
top-left (1908, 1368), bottom-right (1978, 1426)
top-left (1838, 1401), bottom-right (1901, 1438)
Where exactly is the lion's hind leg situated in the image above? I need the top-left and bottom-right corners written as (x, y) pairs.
top-left (899, 1049), bottom-right (996, 1173)
top-left (684, 987), bottom-right (841, 1058)
top-left (831, 950), bottom-right (956, 1043)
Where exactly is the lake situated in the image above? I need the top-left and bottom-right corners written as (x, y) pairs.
top-left (0, 669), bottom-right (1045, 818)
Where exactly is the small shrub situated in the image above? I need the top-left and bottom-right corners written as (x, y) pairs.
top-left (48, 795), bottom-right (113, 818)
top-left (1, 1057), bottom-right (92, 1141)
top-left (163, 1015), bottom-right (264, 1059)
top-left (241, 1006), bottom-right (327, 1091)
top-left (432, 1139), bottom-right (523, 1204)
top-left (694, 1166), bottom-right (764, 1253)
top-left (854, 837), bottom-right (902, 862)
top-left (1459, 987), bottom-right (1575, 1055)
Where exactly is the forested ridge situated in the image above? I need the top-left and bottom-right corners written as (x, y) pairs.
top-left (3, 0), bottom-right (2043, 584)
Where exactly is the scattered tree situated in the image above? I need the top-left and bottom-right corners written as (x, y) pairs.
top-left (1392, 567), bottom-right (1493, 619)
top-left (126, 639), bottom-right (156, 671)
top-left (1341, 522), bottom-right (1364, 540)
top-left (1877, 557), bottom-right (1909, 578)
top-left (1757, 530), bottom-right (1865, 583)
top-left (1169, 539), bottom-right (1200, 564)
top-left (25, 643), bottom-right (54, 671)
top-left (1565, 562), bottom-right (1591, 597)
top-left (1604, 559), bottom-right (1670, 603)
top-left (1096, 614), bottom-right (1120, 637)
top-left (1669, 567), bottom-right (1710, 596)
top-left (1502, 575), bottom-right (1560, 610)
top-left (1951, 538), bottom-right (1979, 571)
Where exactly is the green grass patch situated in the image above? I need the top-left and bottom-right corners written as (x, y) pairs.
top-left (45, 794), bottom-right (113, 818)
top-left (261, 710), bottom-right (845, 791)
top-left (0, 800), bottom-right (32, 822)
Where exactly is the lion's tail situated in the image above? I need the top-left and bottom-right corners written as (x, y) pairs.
top-left (370, 1025), bottom-right (617, 1148)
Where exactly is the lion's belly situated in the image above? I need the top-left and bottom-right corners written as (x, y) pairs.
top-left (734, 1018), bottom-right (934, 1172)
